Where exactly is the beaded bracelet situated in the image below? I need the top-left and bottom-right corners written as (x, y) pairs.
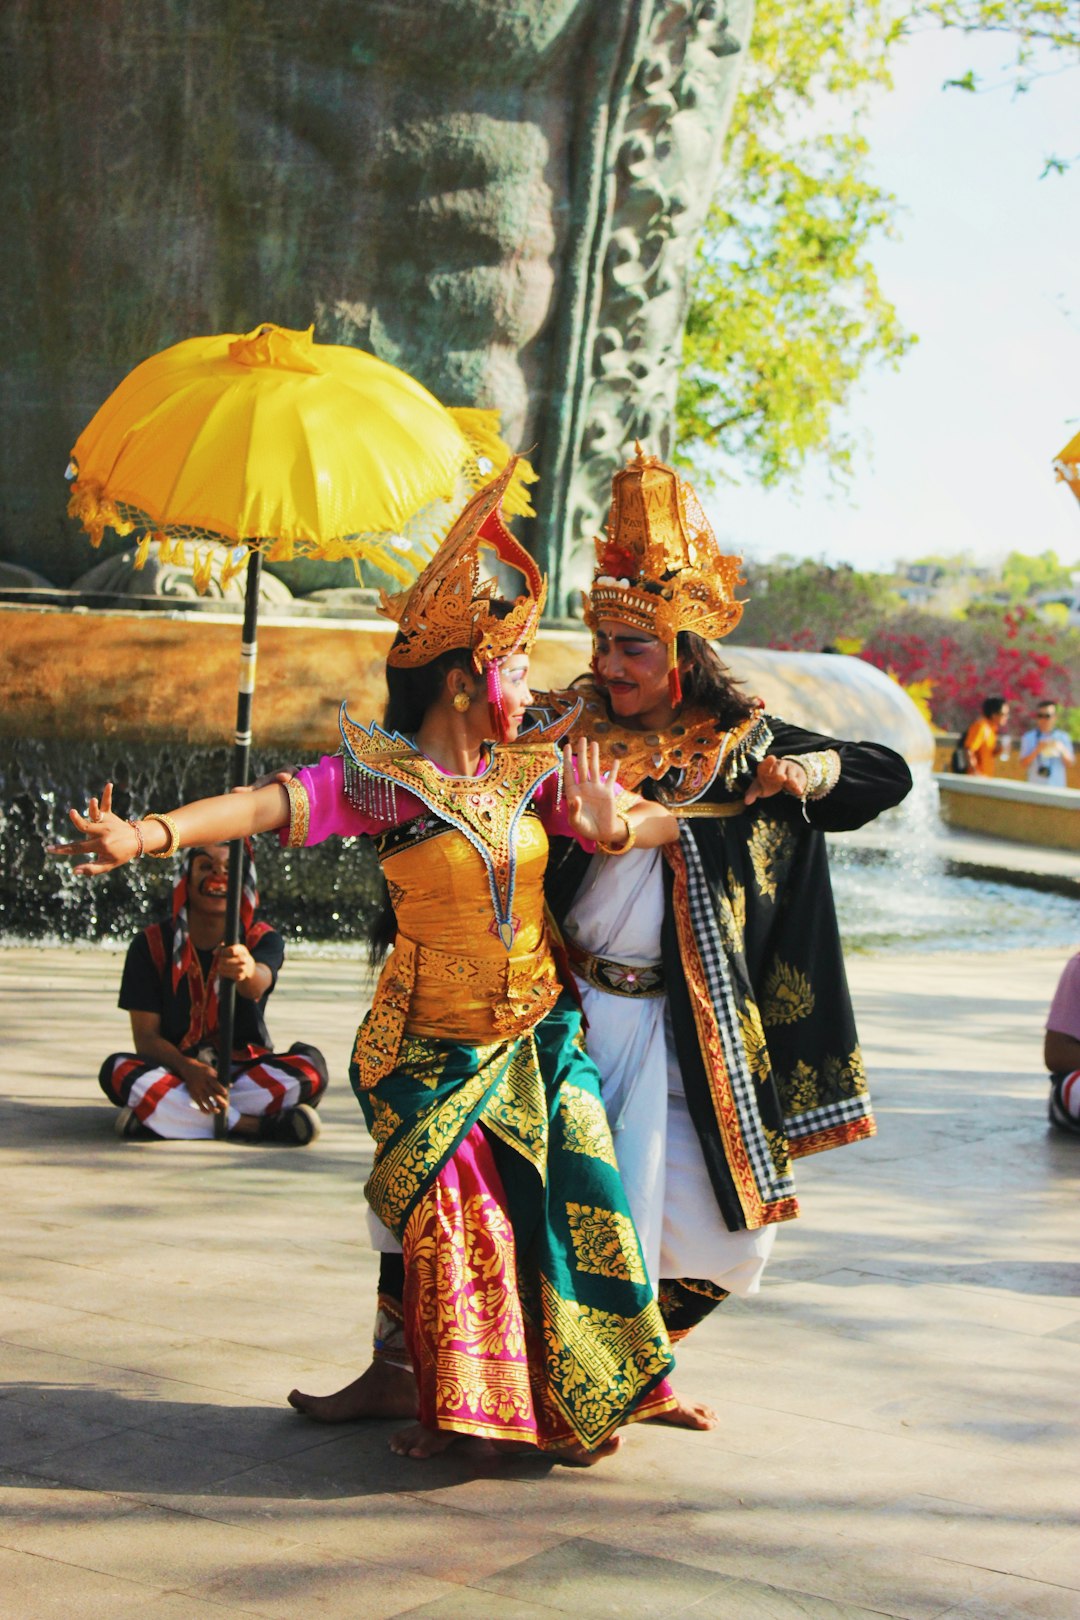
top-left (780, 750), bottom-right (841, 821)
top-left (126, 818), bottom-right (145, 858)
top-left (143, 811), bottom-right (181, 858)
top-left (596, 812), bottom-right (637, 857)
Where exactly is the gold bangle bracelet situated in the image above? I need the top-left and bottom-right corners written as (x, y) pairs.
top-left (596, 812), bottom-right (636, 857)
top-left (143, 812), bottom-right (181, 858)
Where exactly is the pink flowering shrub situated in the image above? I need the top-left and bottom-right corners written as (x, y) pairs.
top-left (856, 608), bottom-right (1077, 732)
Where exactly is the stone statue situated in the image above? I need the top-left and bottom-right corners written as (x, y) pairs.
top-left (0, 0), bottom-right (751, 605)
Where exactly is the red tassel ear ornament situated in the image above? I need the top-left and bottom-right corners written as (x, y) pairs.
top-left (667, 645), bottom-right (683, 708)
top-left (486, 660), bottom-right (512, 744)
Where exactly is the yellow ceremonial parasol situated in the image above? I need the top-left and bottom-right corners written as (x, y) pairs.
top-left (1053, 429), bottom-right (1080, 509)
top-left (65, 320), bottom-right (535, 1130)
top-left (67, 321), bottom-right (532, 587)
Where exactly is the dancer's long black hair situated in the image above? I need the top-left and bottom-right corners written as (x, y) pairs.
top-left (674, 631), bottom-right (757, 727)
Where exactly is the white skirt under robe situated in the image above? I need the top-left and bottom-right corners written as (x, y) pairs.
top-left (563, 846), bottom-right (776, 1295)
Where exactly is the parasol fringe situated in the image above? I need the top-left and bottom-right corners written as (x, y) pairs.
top-left (449, 407), bottom-right (538, 517)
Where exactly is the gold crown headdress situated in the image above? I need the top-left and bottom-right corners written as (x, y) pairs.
top-left (582, 446), bottom-right (744, 702)
top-left (379, 457), bottom-right (546, 671)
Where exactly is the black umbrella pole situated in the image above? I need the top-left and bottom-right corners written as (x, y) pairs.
top-left (215, 549), bottom-right (263, 1139)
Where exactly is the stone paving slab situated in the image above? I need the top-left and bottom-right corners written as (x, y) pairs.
top-left (1, 942), bottom-right (1078, 1619)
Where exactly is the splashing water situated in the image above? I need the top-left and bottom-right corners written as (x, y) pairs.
top-left (829, 772), bottom-right (1078, 954)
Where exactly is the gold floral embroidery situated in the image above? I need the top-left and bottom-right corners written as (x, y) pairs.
top-left (784, 1059), bottom-right (820, 1110)
top-left (557, 1084), bottom-right (619, 1169)
top-left (728, 872), bottom-right (746, 935)
top-left (763, 1123), bottom-right (792, 1177)
top-left (748, 815), bottom-right (793, 901)
top-left (364, 1069), bottom-right (492, 1235)
top-left (737, 1001), bottom-right (770, 1083)
top-left (409, 1188), bottom-right (528, 1360)
top-left (822, 1048), bottom-right (869, 1099)
top-left (717, 871), bottom-right (746, 956)
top-left (369, 1093), bottom-right (403, 1146)
top-left (482, 1039), bottom-right (549, 1181)
top-left (761, 959), bottom-right (815, 1026)
top-left (396, 1034), bottom-right (462, 1090)
top-left (405, 1185), bottom-right (535, 1436)
top-left (352, 938), bottom-right (418, 1091)
top-left (539, 1277), bottom-right (672, 1448)
top-left (565, 1203), bottom-right (647, 1285)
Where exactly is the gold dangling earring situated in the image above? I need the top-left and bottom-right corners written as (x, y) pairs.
top-left (452, 691), bottom-right (470, 712)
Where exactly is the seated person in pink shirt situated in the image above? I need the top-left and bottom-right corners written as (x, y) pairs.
top-left (1045, 950), bottom-right (1080, 1136)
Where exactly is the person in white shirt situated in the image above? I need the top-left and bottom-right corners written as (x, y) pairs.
top-left (1020, 701), bottom-right (1074, 788)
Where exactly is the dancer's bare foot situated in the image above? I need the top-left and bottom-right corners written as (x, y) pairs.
top-left (645, 1390), bottom-right (718, 1430)
top-left (389, 1421), bottom-right (460, 1459)
top-left (553, 1433), bottom-right (622, 1467)
top-left (287, 1360), bottom-right (417, 1423)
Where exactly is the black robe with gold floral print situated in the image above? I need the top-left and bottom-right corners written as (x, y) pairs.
top-left (545, 716), bottom-right (912, 1234)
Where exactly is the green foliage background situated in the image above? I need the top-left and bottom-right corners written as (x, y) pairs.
top-left (676, 0), bottom-right (1078, 492)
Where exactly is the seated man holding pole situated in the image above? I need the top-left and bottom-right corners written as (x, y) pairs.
top-left (99, 840), bottom-right (327, 1142)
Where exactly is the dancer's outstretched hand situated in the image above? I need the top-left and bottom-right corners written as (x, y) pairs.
top-left (562, 739), bottom-right (628, 847)
top-left (47, 782), bottom-right (141, 875)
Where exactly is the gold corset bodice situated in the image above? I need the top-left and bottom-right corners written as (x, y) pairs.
top-left (380, 814), bottom-right (559, 1043)
top-left (337, 720), bottom-right (580, 1090)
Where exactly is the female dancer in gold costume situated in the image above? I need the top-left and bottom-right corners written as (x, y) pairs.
top-left (53, 463), bottom-right (679, 1464)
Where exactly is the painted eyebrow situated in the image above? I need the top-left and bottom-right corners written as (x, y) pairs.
top-left (597, 632), bottom-right (655, 645)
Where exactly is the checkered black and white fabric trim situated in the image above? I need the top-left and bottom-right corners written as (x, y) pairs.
top-left (786, 1093), bottom-right (870, 1141)
top-left (679, 828), bottom-right (796, 1205)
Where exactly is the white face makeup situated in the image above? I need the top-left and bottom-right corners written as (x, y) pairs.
top-left (496, 654), bottom-right (533, 739)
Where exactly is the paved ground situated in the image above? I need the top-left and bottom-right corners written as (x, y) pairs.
top-left (2, 941), bottom-right (1079, 1620)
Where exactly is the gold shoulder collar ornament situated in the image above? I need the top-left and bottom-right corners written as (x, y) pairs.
top-left (533, 681), bottom-right (772, 806)
top-left (338, 700), bottom-right (580, 949)
top-left (581, 445), bottom-right (745, 706)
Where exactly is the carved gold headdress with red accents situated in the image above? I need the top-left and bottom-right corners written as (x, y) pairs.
top-left (379, 457), bottom-right (545, 670)
top-left (378, 458), bottom-right (546, 740)
top-left (582, 446), bottom-right (744, 703)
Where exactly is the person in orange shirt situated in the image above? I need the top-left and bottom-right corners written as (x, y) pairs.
top-left (963, 696), bottom-right (1010, 776)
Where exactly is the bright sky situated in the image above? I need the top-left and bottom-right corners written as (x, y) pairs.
top-left (702, 28), bottom-right (1080, 575)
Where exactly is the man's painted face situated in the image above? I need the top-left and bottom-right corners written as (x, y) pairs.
top-left (593, 619), bottom-right (670, 720)
top-left (496, 654), bottom-right (533, 739)
top-left (188, 844), bottom-right (230, 911)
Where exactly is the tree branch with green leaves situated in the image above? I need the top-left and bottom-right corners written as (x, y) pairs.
top-left (675, 0), bottom-right (1078, 494)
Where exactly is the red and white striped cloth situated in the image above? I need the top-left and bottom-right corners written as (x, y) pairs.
top-left (100, 1044), bottom-right (326, 1139)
